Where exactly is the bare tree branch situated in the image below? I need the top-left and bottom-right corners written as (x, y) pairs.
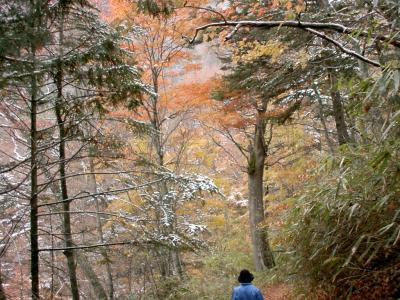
top-left (37, 241), bottom-right (151, 252)
top-left (37, 178), bottom-right (166, 208)
top-left (180, 4), bottom-right (227, 23)
top-left (38, 240), bottom-right (193, 252)
top-left (37, 210), bottom-right (156, 223)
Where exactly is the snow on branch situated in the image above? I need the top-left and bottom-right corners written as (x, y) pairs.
top-left (191, 20), bottom-right (400, 48)
top-left (156, 171), bottom-right (220, 200)
top-left (189, 20), bottom-right (399, 67)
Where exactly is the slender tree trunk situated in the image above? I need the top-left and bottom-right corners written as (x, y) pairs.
top-left (75, 252), bottom-right (107, 300)
top-left (30, 70), bottom-right (39, 300)
top-left (88, 152), bottom-right (114, 299)
top-left (151, 92), bottom-right (173, 277)
top-left (49, 212), bottom-right (55, 300)
top-left (55, 93), bottom-right (80, 300)
top-left (329, 74), bottom-right (351, 145)
top-left (353, 43), bottom-right (369, 79)
top-left (313, 86), bottom-right (335, 153)
top-left (247, 114), bottom-right (275, 271)
top-left (317, 0), bottom-right (351, 146)
top-left (29, 3), bottom-right (39, 294)
top-left (316, 0), bottom-right (351, 146)
top-left (0, 263), bottom-right (6, 300)
top-left (42, 165), bottom-right (108, 300)
top-left (150, 72), bottom-right (182, 277)
top-left (170, 250), bottom-right (183, 276)
top-left (55, 11), bottom-right (79, 299)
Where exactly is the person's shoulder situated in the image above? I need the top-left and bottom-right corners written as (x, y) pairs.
top-left (251, 285), bottom-right (264, 298)
top-left (250, 285), bottom-right (261, 292)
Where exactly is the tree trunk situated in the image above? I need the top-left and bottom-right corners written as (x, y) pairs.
top-left (29, 6), bottom-right (40, 295)
top-left (170, 250), bottom-right (183, 276)
top-left (88, 152), bottom-right (114, 299)
top-left (150, 72), bottom-right (183, 278)
top-left (247, 114), bottom-right (275, 271)
top-left (316, 0), bottom-right (351, 146)
top-left (42, 165), bottom-right (108, 300)
top-left (330, 74), bottom-right (351, 145)
top-left (313, 86), bottom-right (335, 153)
top-left (0, 264), bottom-right (6, 300)
top-left (55, 11), bottom-right (79, 299)
top-left (55, 94), bottom-right (80, 300)
top-left (75, 252), bottom-right (108, 300)
top-left (30, 66), bottom-right (39, 300)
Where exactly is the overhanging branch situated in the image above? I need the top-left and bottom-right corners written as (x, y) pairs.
top-left (189, 20), bottom-right (399, 67)
top-left (191, 20), bottom-right (399, 48)
top-left (304, 28), bottom-right (381, 67)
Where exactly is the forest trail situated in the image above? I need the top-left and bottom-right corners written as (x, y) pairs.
top-left (262, 283), bottom-right (292, 300)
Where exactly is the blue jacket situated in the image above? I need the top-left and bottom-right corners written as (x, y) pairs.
top-left (231, 283), bottom-right (264, 300)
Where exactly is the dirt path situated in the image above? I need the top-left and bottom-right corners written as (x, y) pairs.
top-left (262, 284), bottom-right (292, 300)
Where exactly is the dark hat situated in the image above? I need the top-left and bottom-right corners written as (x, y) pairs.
top-left (238, 269), bottom-right (254, 283)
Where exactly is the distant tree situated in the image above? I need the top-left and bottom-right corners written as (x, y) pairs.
top-left (208, 58), bottom-right (305, 270)
top-left (107, 0), bottom-right (219, 284)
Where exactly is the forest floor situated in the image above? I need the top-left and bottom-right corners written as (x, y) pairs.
top-left (262, 283), bottom-right (293, 300)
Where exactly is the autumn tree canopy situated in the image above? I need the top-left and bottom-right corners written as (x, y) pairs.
top-left (0, 0), bottom-right (399, 299)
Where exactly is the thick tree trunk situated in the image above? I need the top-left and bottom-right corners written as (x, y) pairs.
top-left (330, 74), bottom-right (351, 145)
top-left (247, 115), bottom-right (275, 271)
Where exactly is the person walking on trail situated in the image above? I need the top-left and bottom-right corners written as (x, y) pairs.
top-left (231, 269), bottom-right (264, 300)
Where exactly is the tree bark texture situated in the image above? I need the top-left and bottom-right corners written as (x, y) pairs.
top-left (329, 74), bottom-right (351, 145)
top-left (247, 114), bottom-right (275, 271)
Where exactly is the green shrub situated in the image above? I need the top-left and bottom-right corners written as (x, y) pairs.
top-left (286, 139), bottom-right (400, 298)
